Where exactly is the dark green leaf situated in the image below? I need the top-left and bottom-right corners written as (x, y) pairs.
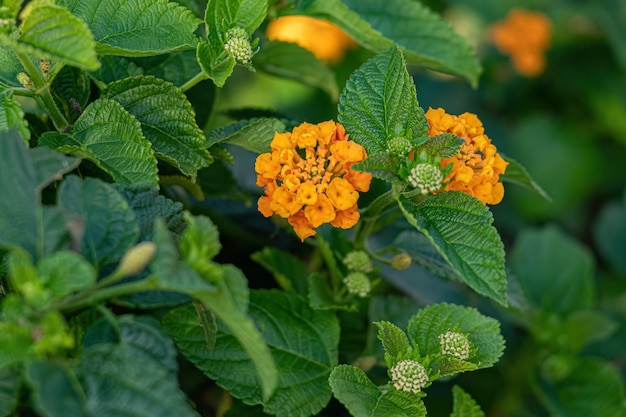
top-left (58, 176), bottom-right (139, 267)
top-left (51, 66), bottom-right (91, 123)
top-left (0, 43), bottom-right (22, 87)
top-left (450, 385), bottom-right (485, 417)
top-left (59, 0), bottom-right (201, 56)
top-left (417, 133), bottom-right (465, 159)
top-left (398, 192), bottom-right (507, 305)
top-left (103, 76), bottom-right (212, 178)
top-left (500, 156), bottom-right (550, 201)
top-left (392, 230), bottom-right (460, 283)
top-left (209, 117), bottom-right (286, 154)
top-left (89, 55), bottom-right (144, 86)
top-left (0, 92), bottom-right (29, 141)
top-left (338, 46), bottom-right (427, 156)
top-left (0, 365), bottom-right (20, 417)
top-left (204, 0), bottom-right (267, 43)
top-left (375, 321), bottom-right (412, 361)
top-left (329, 364), bottom-right (427, 417)
top-left (593, 194), bottom-right (626, 274)
top-left (28, 147), bottom-right (80, 191)
top-left (38, 251), bottom-right (96, 298)
top-left (251, 246), bottom-right (309, 294)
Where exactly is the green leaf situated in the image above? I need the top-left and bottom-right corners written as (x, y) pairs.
top-left (29, 147), bottom-right (80, 191)
top-left (165, 290), bottom-right (339, 417)
top-left (58, 176), bottom-right (139, 267)
top-left (297, 0), bottom-right (481, 86)
top-left (196, 39), bottom-right (235, 87)
top-left (537, 357), bottom-right (626, 417)
top-left (0, 366), bottom-right (20, 417)
top-left (307, 272), bottom-right (353, 311)
top-left (255, 40), bottom-right (339, 100)
top-left (103, 76), bottom-right (212, 178)
top-left (251, 246), bottom-right (309, 294)
top-left (51, 66), bottom-right (91, 123)
top-left (0, 92), bottom-right (30, 141)
top-left (500, 155), bottom-right (550, 201)
top-left (338, 46), bottom-right (427, 156)
top-left (561, 310), bottom-right (618, 353)
top-left (40, 98), bottom-right (159, 186)
top-left (329, 364), bottom-right (427, 417)
top-left (0, 46), bottom-right (23, 87)
top-left (14, 4), bottom-right (99, 71)
top-left (38, 251), bottom-right (97, 298)
top-left (209, 117), bottom-right (286, 154)
top-left (417, 133), bottom-right (465, 159)
top-left (510, 225), bottom-right (595, 316)
top-left (398, 192), bottom-right (508, 306)
top-left (204, 0), bottom-right (268, 42)
top-left (593, 194), bottom-right (626, 274)
top-left (0, 317), bottom-right (35, 368)
top-left (407, 302), bottom-right (505, 371)
top-left (392, 231), bottom-right (459, 283)
top-left (26, 344), bottom-right (200, 417)
top-left (351, 153), bottom-right (403, 183)
top-left (179, 213), bottom-right (222, 263)
top-left (450, 385), bottom-right (485, 417)
top-left (89, 55), bottom-right (144, 86)
top-left (375, 321), bottom-right (412, 363)
top-left (58, 0), bottom-right (201, 56)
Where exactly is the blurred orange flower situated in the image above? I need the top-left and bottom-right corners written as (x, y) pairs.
top-left (266, 15), bottom-right (357, 63)
top-left (256, 121), bottom-right (372, 241)
top-left (425, 108), bottom-right (508, 205)
top-left (490, 9), bottom-right (551, 77)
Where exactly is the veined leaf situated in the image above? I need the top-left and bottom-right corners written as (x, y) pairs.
top-left (103, 76), bottom-right (212, 178)
top-left (209, 117), bottom-right (286, 154)
top-left (0, 46), bottom-right (23, 87)
top-left (0, 92), bottom-right (30, 142)
top-left (297, 0), bottom-right (481, 86)
top-left (417, 133), bottom-right (465, 159)
top-left (338, 46), bottom-right (427, 156)
top-left (351, 153), bottom-right (402, 183)
top-left (58, 0), bottom-right (201, 56)
top-left (38, 251), bottom-right (97, 299)
top-left (375, 321), bottom-right (412, 363)
top-left (392, 230), bottom-right (460, 283)
top-left (329, 365), bottom-right (427, 417)
top-left (40, 98), bottom-right (159, 186)
top-left (451, 385), bottom-right (486, 417)
top-left (407, 303), bottom-right (505, 370)
top-left (51, 66), bottom-right (91, 123)
top-left (398, 192), bottom-right (508, 306)
top-left (14, 3), bottom-right (99, 71)
top-left (204, 0), bottom-right (268, 43)
top-left (255, 40), bottom-right (339, 101)
top-left (196, 39), bottom-right (235, 87)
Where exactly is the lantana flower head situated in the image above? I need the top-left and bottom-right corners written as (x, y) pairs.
top-left (425, 107), bottom-right (508, 205)
top-left (256, 121), bottom-right (372, 241)
top-left (389, 359), bottom-right (429, 394)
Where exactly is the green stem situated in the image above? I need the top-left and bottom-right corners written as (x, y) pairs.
top-left (179, 71), bottom-right (208, 92)
top-left (354, 185), bottom-right (404, 250)
top-left (15, 52), bottom-right (69, 131)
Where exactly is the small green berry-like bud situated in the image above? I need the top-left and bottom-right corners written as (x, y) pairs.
top-left (224, 27), bottom-right (253, 65)
top-left (391, 253), bottom-right (412, 270)
top-left (343, 250), bottom-right (373, 272)
top-left (117, 241), bottom-right (157, 276)
top-left (406, 163), bottom-right (444, 194)
top-left (17, 72), bottom-right (33, 89)
top-left (343, 272), bottom-right (371, 297)
top-left (387, 136), bottom-right (412, 156)
top-left (39, 59), bottom-right (50, 74)
top-left (225, 26), bottom-right (248, 41)
top-left (439, 331), bottom-right (471, 360)
top-left (389, 359), bottom-right (429, 394)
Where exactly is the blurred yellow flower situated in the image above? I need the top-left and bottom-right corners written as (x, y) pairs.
top-left (266, 15), bottom-right (357, 63)
top-left (490, 9), bottom-right (551, 77)
top-left (256, 121), bottom-right (372, 241)
top-left (425, 108), bottom-right (508, 205)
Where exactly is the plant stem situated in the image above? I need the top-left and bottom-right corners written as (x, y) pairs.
top-left (179, 71), bottom-right (208, 92)
top-left (354, 185), bottom-right (404, 250)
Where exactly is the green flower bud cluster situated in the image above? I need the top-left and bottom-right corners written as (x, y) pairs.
top-left (343, 250), bottom-right (373, 273)
top-left (17, 72), bottom-right (33, 89)
top-left (224, 27), bottom-right (253, 65)
top-left (439, 331), bottom-right (471, 360)
top-left (343, 272), bottom-right (371, 297)
top-left (406, 163), bottom-right (444, 194)
top-left (389, 359), bottom-right (429, 394)
top-left (387, 136), bottom-right (412, 156)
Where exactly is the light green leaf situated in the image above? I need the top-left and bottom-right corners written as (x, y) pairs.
top-left (0, 46), bottom-right (23, 87)
top-left (255, 40), bottom-right (339, 101)
top-left (40, 98), bottom-right (158, 186)
top-left (58, 176), bottom-right (139, 267)
top-left (329, 364), bottom-right (427, 417)
top-left (398, 192), bottom-right (507, 305)
top-left (165, 290), bottom-right (339, 417)
top-left (297, 0), bottom-right (481, 86)
top-left (14, 4), bottom-right (99, 71)
top-left (510, 225), bottom-right (595, 316)
top-left (450, 385), bottom-right (485, 417)
top-left (0, 366), bottom-right (20, 417)
top-left (251, 246), bottom-right (309, 294)
top-left (537, 357), bottom-right (626, 417)
top-left (59, 0), bottom-right (201, 56)
top-left (103, 75), bottom-right (212, 178)
top-left (26, 344), bottom-right (200, 417)
top-left (204, 0), bottom-right (268, 42)
top-left (38, 251), bottom-right (97, 298)
top-left (0, 319), bottom-right (34, 368)
top-left (0, 92), bottom-right (29, 141)
top-left (209, 117), bottom-right (286, 154)
top-left (351, 153), bottom-right (403, 183)
top-left (196, 39), bottom-right (235, 87)
top-left (407, 302), bottom-right (505, 371)
top-left (375, 321), bottom-right (412, 363)
top-left (501, 155), bottom-right (550, 201)
top-left (338, 46), bottom-right (427, 156)
top-left (179, 213), bottom-right (222, 263)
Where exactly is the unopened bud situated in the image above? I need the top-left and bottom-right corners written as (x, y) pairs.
top-left (224, 27), bottom-right (253, 64)
top-left (389, 359), bottom-right (429, 394)
top-left (343, 272), bottom-right (371, 297)
top-left (439, 331), bottom-right (471, 360)
top-left (407, 163), bottom-right (444, 194)
top-left (17, 72), bottom-right (33, 89)
top-left (39, 59), bottom-right (50, 74)
top-left (391, 253), bottom-right (412, 270)
top-left (387, 136), bottom-right (412, 156)
top-left (343, 250), bottom-right (373, 273)
top-left (117, 242), bottom-right (157, 276)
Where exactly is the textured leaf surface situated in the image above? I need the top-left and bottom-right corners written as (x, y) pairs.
top-left (204, 0), bottom-right (267, 42)
top-left (251, 246), bottom-right (309, 294)
top-left (338, 47), bottom-right (427, 156)
top-left (40, 98), bottom-right (158, 186)
top-left (17, 4), bottom-right (99, 71)
top-left (417, 133), bottom-right (464, 159)
top-left (398, 192), bottom-right (507, 305)
top-left (165, 290), bottom-right (339, 417)
top-left (298, 0), bottom-right (481, 85)
top-left (58, 176), bottom-right (139, 267)
top-left (51, 66), bottom-right (91, 122)
top-left (329, 365), bottom-right (427, 417)
top-left (28, 147), bottom-right (80, 191)
top-left (501, 156), bottom-right (550, 201)
top-left (0, 45), bottom-right (22, 87)
top-left (26, 344), bottom-right (200, 417)
top-left (196, 39), bottom-right (235, 87)
top-left (351, 153), bottom-right (402, 183)
top-left (510, 226), bottom-right (594, 315)
top-left (208, 117), bottom-right (286, 154)
top-left (375, 321), bottom-right (412, 361)
top-left (407, 303), bottom-right (504, 370)
top-left (451, 385), bottom-right (485, 417)
top-left (0, 93), bottom-right (30, 141)
top-left (255, 40), bottom-right (339, 100)
top-left (59, 0), bottom-right (201, 56)
top-left (103, 76), bottom-right (211, 177)
top-left (0, 366), bottom-right (20, 417)
top-left (38, 251), bottom-right (97, 298)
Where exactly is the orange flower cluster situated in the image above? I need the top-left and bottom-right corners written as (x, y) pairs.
top-left (256, 121), bottom-right (372, 241)
top-left (425, 108), bottom-right (508, 205)
top-left (266, 16), bottom-right (357, 63)
top-left (490, 9), bottom-right (551, 77)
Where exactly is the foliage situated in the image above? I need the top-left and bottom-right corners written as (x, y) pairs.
top-left (0, 0), bottom-right (625, 416)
